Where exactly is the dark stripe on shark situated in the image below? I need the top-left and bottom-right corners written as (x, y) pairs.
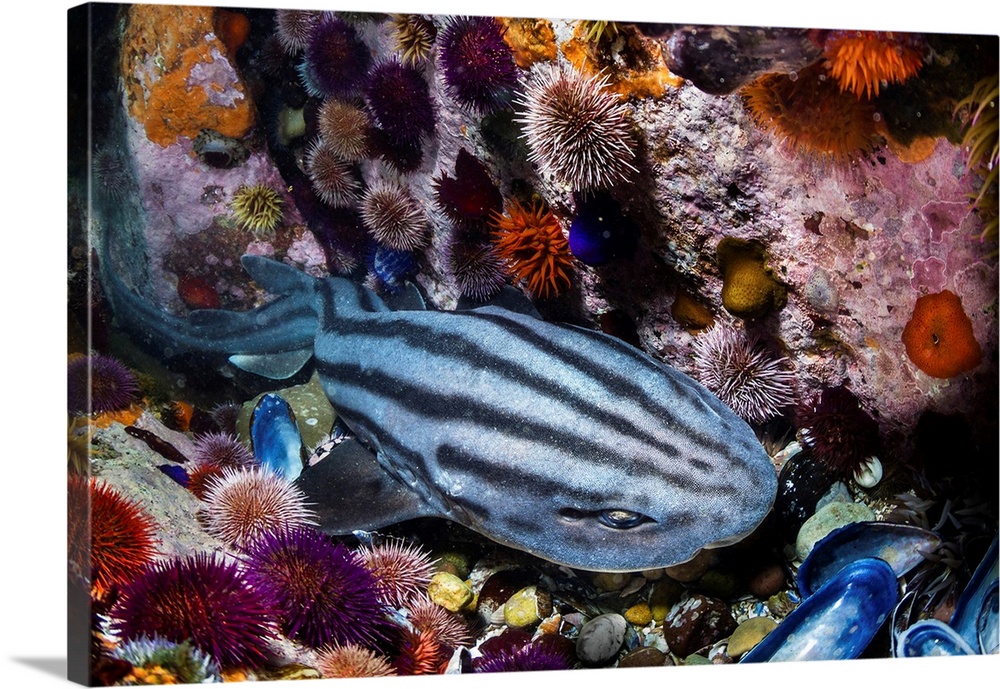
top-left (319, 314), bottom-right (727, 473)
top-left (318, 361), bottom-right (739, 498)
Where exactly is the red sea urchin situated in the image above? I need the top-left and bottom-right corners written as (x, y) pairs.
top-left (438, 16), bottom-right (520, 114)
top-left (355, 538), bottom-right (437, 607)
top-left (200, 466), bottom-right (317, 550)
top-left (242, 527), bottom-right (389, 649)
top-left (689, 323), bottom-right (796, 424)
top-left (67, 475), bottom-right (158, 597)
top-left (796, 386), bottom-right (881, 482)
top-left (406, 595), bottom-right (473, 650)
top-left (298, 14), bottom-right (371, 98)
top-left (433, 148), bottom-right (504, 223)
top-left (517, 66), bottom-right (638, 191)
top-left (111, 552), bottom-right (279, 669)
top-left (67, 353), bottom-right (140, 415)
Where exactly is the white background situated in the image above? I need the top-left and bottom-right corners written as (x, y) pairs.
top-left (2, 0), bottom-right (997, 687)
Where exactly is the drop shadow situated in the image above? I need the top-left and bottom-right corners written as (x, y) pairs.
top-left (10, 657), bottom-right (67, 680)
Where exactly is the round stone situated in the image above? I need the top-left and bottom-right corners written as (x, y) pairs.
top-left (576, 613), bottom-right (627, 666)
top-left (504, 586), bottom-right (551, 628)
top-left (795, 500), bottom-right (875, 561)
top-left (427, 572), bottom-right (473, 612)
top-left (617, 646), bottom-right (667, 668)
top-left (624, 603), bottom-right (653, 626)
top-left (727, 616), bottom-right (778, 657)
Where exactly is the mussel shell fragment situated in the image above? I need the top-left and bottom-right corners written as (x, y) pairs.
top-left (950, 535), bottom-right (998, 654)
top-left (894, 619), bottom-right (975, 657)
top-left (774, 448), bottom-right (838, 543)
top-left (797, 522), bottom-right (942, 598)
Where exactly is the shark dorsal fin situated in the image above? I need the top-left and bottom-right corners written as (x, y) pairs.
top-left (384, 282), bottom-right (426, 311)
top-left (458, 285), bottom-right (542, 319)
top-left (241, 255), bottom-right (315, 296)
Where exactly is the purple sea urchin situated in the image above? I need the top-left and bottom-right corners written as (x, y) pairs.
top-left (305, 139), bottom-right (361, 208)
top-left (364, 58), bottom-right (436, 146)
top-left (298, 14), bottom-right (371, 98)
top-left (796, 386), bottom-right (881, 482)
top-left (360, 180), bottom-right (430, 251)
top-left (355, 538), bottom-right (437, 607)
top-left (191, 432), bottom-right (255, 470)
top-left (689, 323), bottom-right (796, 425)
top-left (92, 145), bottom-right (134, 202)
top-left (517, 66), bottom-right (638, 191)
top-left (443, 234), bottom-right (507, 301)
top-left (112, 552), bottom-right (279, 668)
top-left (316, 644), bottom-right (397, 678)
top-left (438, 16), bottom-right (520, 114)
top-left (242, 527), bottom-right (388, 649)
top-left (475, 642), bottom-right (572, 673)
top-left (67, 353), bottom-right (139, 415)
top-left (316, 100), bottom-right (370, 161)
top-left (200, 466), bottom-right (317, 550)
top-left (275, 9), bottom-right (320, 54)
top-left (210, 402), bottom-right (242, 435)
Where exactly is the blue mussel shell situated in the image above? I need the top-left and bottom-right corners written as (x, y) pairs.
top-left (742, 557), bottom-right (898, 663)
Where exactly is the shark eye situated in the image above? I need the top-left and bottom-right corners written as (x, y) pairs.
top-left (598, 509), bottom-right (649, 529)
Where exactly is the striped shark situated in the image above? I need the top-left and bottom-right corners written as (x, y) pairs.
top-left (103, 253), bottom-right (778, 572)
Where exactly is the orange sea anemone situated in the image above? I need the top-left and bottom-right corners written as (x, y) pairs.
top-left (742, 62), bottom-right (880, 164)
top-left (490, 199), bottom-right (573, 299)
top-left (901, 289), bottom-right (983, 378)
top-left (823, 30), bottom-right (925, 100)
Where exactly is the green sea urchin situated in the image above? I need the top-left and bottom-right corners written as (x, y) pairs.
top-left (517, 66), bottom-right (638, 191)
top-left (689, 323), bottom-right (796, 424)
top-left (230, 184), bottom-right (283, 236)
top-left (360, 179), bottom-right (430, 251)
top-left (200, 466), bottom-right (317, 550)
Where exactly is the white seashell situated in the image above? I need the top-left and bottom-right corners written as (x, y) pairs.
top-left (854, 456), bottom-right (883, 488)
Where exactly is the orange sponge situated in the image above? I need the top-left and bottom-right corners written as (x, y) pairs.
top-left (901, 290), bottom-right (983, 378)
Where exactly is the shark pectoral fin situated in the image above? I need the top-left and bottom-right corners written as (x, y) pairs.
top-left (293, 438), bottom-right (438, 533)
top-left (460, 285), bottom-right (542, 319)
top-left (383, 282), bottom-right (426, 311)
top-left (228, 348), bottom-right (313, 379)
top-left (241, 255), bottom-right (316, 296)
